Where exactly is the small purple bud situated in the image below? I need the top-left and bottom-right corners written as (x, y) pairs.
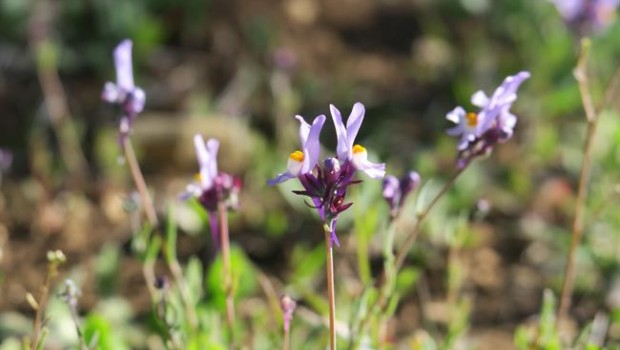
top-left (382, 175), bottom-right (400, 208)
top-left (400, 171), bottom-right (421, 198)
top-left (280, 295), bottom-right (297, 332)
top-left (383, 171), bottom-right (421, 218)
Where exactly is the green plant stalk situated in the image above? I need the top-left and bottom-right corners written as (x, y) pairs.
top-left (123, 140), bottom-right (198, 330)
top-left (122, 138), bottom-right (159, 227)
top-left (558, 39), bottom-right (620, 323)
top-left (283, 326), bottom-right (291, 350)
top-left (67, 302), bottom-right (88, 350)
top-left (219, 203), bottom-right (236, 344)
top-left (393, 166), bottom-right (465, 274)
top-left (349, 166), bottom-right (467, 350)
top-left (324, 223), bottom-right (337, 350)
top-left (29, 0), bottom-right (88, 188)
top-left (30, 262), bottom-right (59, 350)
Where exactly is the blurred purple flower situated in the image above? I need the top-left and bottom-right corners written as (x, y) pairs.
top-left (101, 39), bottom-right (146, 142)
top-left (182, 134), bottom-right (241, 246)
top-left (447, 71), bottom-right (530, 168)
top-left (269, 103), bottom-right (385, 247)
top-left (0, 149), bottom-right (12, 174)
top-left (383, 171), bottom-right (421, 218)
top-left (280, 295), bottom-right (297, 332)
top-left (552, 0), bottom-right (619, 35)
top-left (272, 47), bottom-right (298, 72)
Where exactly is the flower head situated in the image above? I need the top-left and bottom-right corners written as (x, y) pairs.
top-left (182, 135), bottom-right (241, 246)
top-left (447, 71), bottom-right (530, 168)
top-left (552, 0), bottom-right (619, 35)
top-left (330, 103), bottom-right (385, 178)
top-left (101, 39), bottom-right (146, 142)
top-left (383, 171), bottom-right (421, 218)
top-left (280, 295), bottom-right (297, 332)
top-left (269, 103), bottom-right (385, 247)
top-left (268, 115), bottom-right (326, 185)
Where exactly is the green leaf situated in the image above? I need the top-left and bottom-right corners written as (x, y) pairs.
top-left (83, 313), bottom-right (129, 350)
top-left (206, 245), bottom-right (257, 310)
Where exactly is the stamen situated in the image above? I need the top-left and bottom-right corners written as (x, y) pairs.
top-left (466, 112), bottom-right (478, 127)
top-left (194, 173), bottom-right (202, 182)
top-left (289, 150), bottom-right (304, 162)
top-left (352, 144), bottom-right (366, 154)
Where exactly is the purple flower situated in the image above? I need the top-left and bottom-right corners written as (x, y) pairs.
top-left (268, 115), bottom-right (326, 185)
top-left (269, 103), bottom-right (385, 247)
top-left (383, 171), bottom-right (421, 218)
top-left (101, 39), bottom-right (146, 142)
top-left (182, 135), bottom-right (241, 246)
top-left (280, 295), bottom-right (297, 332)
top-left (553, 0), bottom-right (619, 35)
top-left (447, 71), bottom-right (530, 168)
top-left (0, 149), bottom-right (12, 174)
top-left (330, 103), bottom-right (385, 179)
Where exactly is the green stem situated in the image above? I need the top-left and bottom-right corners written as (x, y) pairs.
top-left (324, 223), bottom-right (337, 350)
top-left (219, 203), bottom-right (236, 345)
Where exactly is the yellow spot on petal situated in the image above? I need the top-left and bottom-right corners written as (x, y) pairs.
top-left (194, 173), bottom-right (202, 182)
top-left (466, 112), bottom-right (478, 127)
top-left (352, 144), bottom-right (366, 154)
top-left (289, 150), bottom-right (304, 162)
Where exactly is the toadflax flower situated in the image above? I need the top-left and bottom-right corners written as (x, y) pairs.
top-left (383, 171), bottom-right (421, 219)
top-left (268, 103), bottom-right (385, 247)
top-left (446, 71), bottom-right (530, 168)
top-left (552, 0), bottom-right (619, 35)
top-left (182, 134), bottom-right (241, 246)
top-left (101, 39), bottom-right (146, 142)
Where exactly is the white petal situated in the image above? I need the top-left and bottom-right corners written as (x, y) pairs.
top-left (471, 91), bottom-right (489, 108)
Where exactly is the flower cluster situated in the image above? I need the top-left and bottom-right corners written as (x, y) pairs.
top-left (446, 71), bottom-right (530, 168)
top-left (268, 102), bottom-right (385, 246)
top-left (182, 134), bottom-right (241, 246)
top-left (552, 0), bottom-right (619, 35)
top-left (101, 39), bottom-right (146, 143)
top-left (382, 171), bottom-right (421, 219)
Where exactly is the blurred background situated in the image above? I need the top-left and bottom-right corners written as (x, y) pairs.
top-left (1, 0), bottom-right (619, 348)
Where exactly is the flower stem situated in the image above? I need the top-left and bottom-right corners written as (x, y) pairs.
top-left (283, 327), bottom-right (291, 350)
top-left (392, 166), bottom-right (465, 274)
top-left (122, 138), bottom-right (159, 227)
top-left (123, 138), bottom-right (199, 330)
top-left (324, 223), bottom-right (337, 350)
top-left (30, 259), bottom-right (61, 350)
top-left (219, 203), bottom-right (236, 344)
top-left (348, 166), bottom-right (466, 350)
top-left (557, 39), bottom-right (620, 323)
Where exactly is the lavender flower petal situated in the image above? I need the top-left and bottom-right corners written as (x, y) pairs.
top-left (267, 172), bottom-right (297, 186)
top-left (345, 102), bottom-right (365, 153)
top-left (194, 134), bottom-right (214, 190)
top-left (114, 39), bottom-right (135, 91)
top-left (330, 104), bottom-right (350, 160)
top-left (353, 157), bottom-right (385, 179)
top-left (301, 115), bottom-right (326, 174)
